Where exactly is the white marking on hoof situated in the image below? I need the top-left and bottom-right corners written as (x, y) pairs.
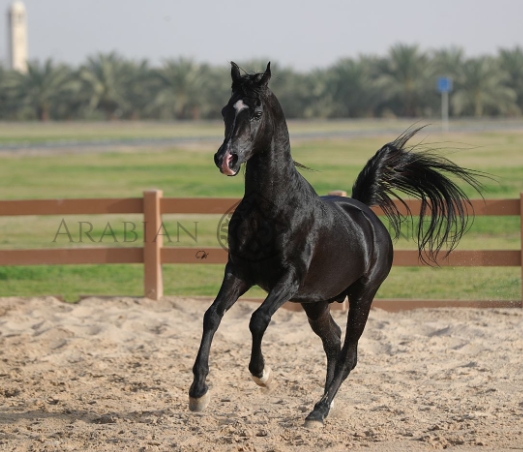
top-left (330, 400), bottom-right (335, 409)
top-left (251, 366), bottom-right (273, 387)
top-left (189, 392), bottom-right (210, 412)
top-left (303, 419), bottom-right (324, 429)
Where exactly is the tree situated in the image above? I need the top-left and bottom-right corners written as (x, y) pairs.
top-left (452, 57), bottom-right (518, 117)
top-left (299, 68), bottom-right (334, 118)
top-left (432, 46), bottom-right (465, 80)
top-left (120, 59), bottom-right (154, 119)
top-left (151, 58), bottom-right (207, 120)
top-left (325, 57), bottom-right (379, 118)
top-left (498, 47), bottom-right (523, 112)
top-left (1, 45), bottom-right (523, 121)
top-left (428, 47), bottom-right (468, 118)
top-left (4, 59), bottom-right (74, 121)
top-left (375, 44), bottom-right (432, 116)
top-left (79, 52), bottom-right (128, 119)
top-left (199, 64), bottom-right (230, 119)
top-left (269, 66), bottom-right (310, 119)
top-left (0, 65), bottom-right (10, 119)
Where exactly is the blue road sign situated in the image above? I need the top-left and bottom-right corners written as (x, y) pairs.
top-left (437, 77), bottom-right (453, 93)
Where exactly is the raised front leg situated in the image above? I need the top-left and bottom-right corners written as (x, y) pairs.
top-left (189, 265), bottom-right (250, 411)
top-left (249, 272), bottom-right (300, 387)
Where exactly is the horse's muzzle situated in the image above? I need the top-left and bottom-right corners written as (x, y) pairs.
top-left (215, 149), bottom-right (239, 176)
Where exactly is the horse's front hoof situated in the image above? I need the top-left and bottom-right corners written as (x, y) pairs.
top-left (304, 409), bottom-right (326, 429)
top-left (251, 366), bottom-right (273, 388)
top-left (189, 392), bottom-right (210, 412)
top-left (303, 419), bottom-right (324, 429)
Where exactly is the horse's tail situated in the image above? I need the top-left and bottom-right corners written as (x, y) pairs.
top-left (351, 127), bottom-right (484, 264)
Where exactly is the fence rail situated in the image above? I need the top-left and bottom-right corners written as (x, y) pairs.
top-left (0, 190), bottom-right (521, 310)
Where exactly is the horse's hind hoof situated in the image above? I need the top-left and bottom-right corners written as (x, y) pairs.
top-left (303, 419), bottom-right (324, 429)
top-left (251, 366), bottom-right (273, 388)
top-left (189, 392), bottom-right (210, 412)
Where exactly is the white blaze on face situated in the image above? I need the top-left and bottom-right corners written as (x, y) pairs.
top-left (220, 99), bottom-right (246, 176)
top-left (233, 99), bottom-right (247, 116)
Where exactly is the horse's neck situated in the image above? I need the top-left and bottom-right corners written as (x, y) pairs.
top-left (244, 123), bottom-right (313, 206)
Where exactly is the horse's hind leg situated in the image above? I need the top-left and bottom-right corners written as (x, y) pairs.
top-left (302, 302), bottom-right (342, 391)
top-left (189, 265), bottom-right (250, 412)
top-left (304, 275), bottom-right (384, 427)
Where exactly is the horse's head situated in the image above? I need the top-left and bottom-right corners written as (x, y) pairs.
top-left (214, 62), bottom-right (273, 176)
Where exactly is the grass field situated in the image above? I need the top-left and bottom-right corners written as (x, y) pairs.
top-left (0, 121), bottom-right (521, 301)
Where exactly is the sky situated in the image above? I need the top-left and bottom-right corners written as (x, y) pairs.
top-left (1, 0), bottom-right (523, 70)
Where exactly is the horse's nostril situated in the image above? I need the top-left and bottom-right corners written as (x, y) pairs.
top-left (230, 153), bottom-right (239, 167)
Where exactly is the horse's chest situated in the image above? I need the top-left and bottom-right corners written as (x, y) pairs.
top-left (227, 208), bottom-right (289, 263)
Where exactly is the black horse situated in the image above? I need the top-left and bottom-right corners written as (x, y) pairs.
top-left (189, 62), bottom-right (482, 426)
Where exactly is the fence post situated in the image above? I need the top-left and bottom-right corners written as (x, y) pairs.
top-left (144, 190), bottom-right (163, 300)
top-left (520, 192), bottom-right (523, 308)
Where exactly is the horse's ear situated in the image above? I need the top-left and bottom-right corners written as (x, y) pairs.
top-left (259, 62), bottom-right (271, 87)
top-left (231, 62), bottom-right (241, 84)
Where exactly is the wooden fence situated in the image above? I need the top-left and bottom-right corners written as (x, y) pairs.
top-left (0, 190), bottom-right (521, 311)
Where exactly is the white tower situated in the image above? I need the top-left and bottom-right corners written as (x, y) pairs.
top-left (7, 1), bottom-right (28, 73)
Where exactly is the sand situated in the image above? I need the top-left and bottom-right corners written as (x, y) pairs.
top-left (0, 296), bottom-right (522, 451)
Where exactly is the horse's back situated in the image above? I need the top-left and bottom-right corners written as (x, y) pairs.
top-left (319, 195), bottom-right (390, 243)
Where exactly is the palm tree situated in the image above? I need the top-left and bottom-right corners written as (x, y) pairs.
top-left (430, 47), bottom-right (466, 117)
top-left (199, 64), bottom-right (230, 119)
top-left (79, 52), bottom-right (128, 119)
top-left (3, 59), bottom-right (75, 121)
top-left (120, 59), bottom-right (154, 119)
top-left (151, 58), bottom-right (206, 120)
top-left (0, 65), bottom-right (10, 119)
top-left (300, 68), bottom-right (334, 118)
top-left (432, 46), bottom-right (465, 80)
top-left (452, 57), bottom-right (518, 117)
top-left (375, 44), bottom-right (432, 116)
top-left (498, 47), bottom-right (523, 111)
top-left (269, 66), bottom-right (310, 119)
top-left (325, 57), bottom-right (379, 117)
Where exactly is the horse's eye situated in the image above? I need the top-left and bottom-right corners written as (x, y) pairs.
top-left (251, 111), bottom-right (262, 121)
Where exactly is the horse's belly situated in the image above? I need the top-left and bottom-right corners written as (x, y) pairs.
top-left (294, 242), bottom-right (366, 302)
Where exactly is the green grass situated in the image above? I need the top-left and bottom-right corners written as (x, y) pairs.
top-left (0, 121), bottom-right (224, 144)
top-left (0, 265), bottom-right (518, 302)
top-left (0, 121), bottom-right (522, 301)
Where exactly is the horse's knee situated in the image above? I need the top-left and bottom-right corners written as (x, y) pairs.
top-left (249, 310), bottom-right (270, 336)
top-left (332, 320), bottom-right (342, 340)
top-left (349, 352), bottom-right (358, 371)
top-left (203, 306), bottom-right (221, 331)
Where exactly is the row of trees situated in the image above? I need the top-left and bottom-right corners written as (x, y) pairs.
top-left (1, 44), bottom-right (523, 121)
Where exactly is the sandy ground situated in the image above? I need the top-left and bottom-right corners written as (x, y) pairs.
top-left (0, 297), bottom-right (522, 452)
